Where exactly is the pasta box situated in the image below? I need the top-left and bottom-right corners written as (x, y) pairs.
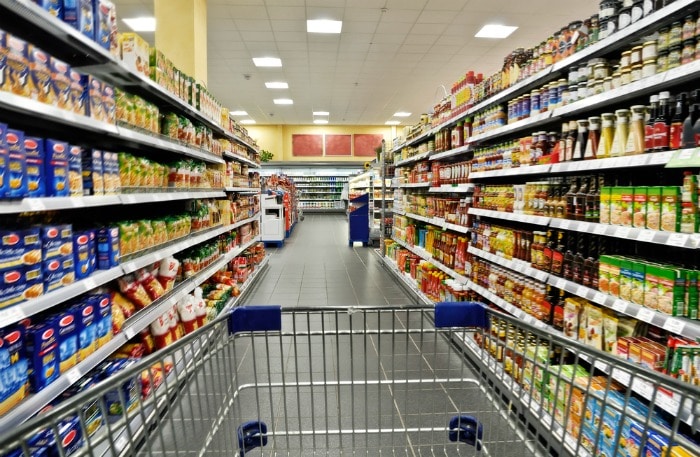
top-left (44, 139), bottom-right (69, 197)
top-left (61, 376), bottom-right (103, 437)
top-left (28, 46), bottom-right (54, 105)
top-left (50, 56), bottom-right (72, 111)
top-left (69, 69), bottom-right (85, 116)
top-left (97, 226), bottom-right (119, 269)
top-left (68, 145), bottom-right (83, 196)
top-left (41, 224), bottom-right (73, 260)
top-left (72, 299), bottom-right (96, 361)
top-left (94, 0), bottom-right (117, 54)
top-left (0, 327), bottom-right (29, 415)
top-left (80, 74), bottom-right (104, 122)
top-left (24, 136), bottom-right (45, 197)
top-left (24, 320), bottom-right (60, 392)
top-left (73, 230), bottom-right (95, 279)
top-left (81, 148), bottom-right (103, 195)
top-left (33, 0), bottom-right (63, 18)
top-left (101, 151), bottom-right (117, 194)
top-left (98, 359), bottom-right (140, 420)
top-left (102, 82), bottom-right (115, 124)
top-left (0, 227), bottom-right (41, 271)
top-left (92, 293), bottom-right (112, 347)
top-left (0, 123), bottom-right (8, 198)
top-left (6, 129), bottom-right (28, 198)
top-left (0, 31), bottom-right (7, 93)
top-left (5, 34), bottom-right (31, 97)
top-left (42, 257), bottom-right (65, 293)
top-left (65, 0), bottom-right (95, 40)
top-left (54, 310), bottom-right (78, 373)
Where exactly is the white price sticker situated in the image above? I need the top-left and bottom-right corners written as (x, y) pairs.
top-left (629, 155), bottom-right (648, 167)
top-left (678, 149), bottom-right (694, 161)
top-left (655, 392), bottom-right (681, 414)
top-left (578, 222), bottom-right (591, 232)
top-left (124, 327), bottom-right (136, 340)
top-left (556, 278), bottom-right (567, 290)
top-left (612, 299), bottom-right (628, 313)
top-left (593, 292), bottom-right (607, 305)
top-left (83, 278), bottom-right (97, 291)
top-left (27, 199), bottom-right (46, 211)
top-left (576, 286), bottom-right (589, 298)
top-left (632, 378), bottom-right (654, 399)
top-left (663, 317), bottom-right (686, 335)
top-left (115, 436), bottom-right (128, 451)
top-left (637, 308), bottom-right (656, 323)
top-left (0, 307), bottom-right (26, 327)
top-left (614, 226), bottom-right (631, 238)
top-left (66, 368), bottom-right (81, 385)
top-left (594, 224), bottom-right (609, 235)
top-left (559, 219), bottom-right (571, 229)
top-left (649, 150), bottom-right (673, 165)
top-left (636, 230), bottom-right (656, 243)
top-left (666, 233), bottom-right (689, 247)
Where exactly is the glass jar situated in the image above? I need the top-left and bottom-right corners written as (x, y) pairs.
top-left (682, 40), bottom-right (695, 65)
top-left (657, 27), bottom-right (670, 53)
top-left (618, 6), bottom-right (632, 30)
top-left (696, 15), bottom-right (700, 39)
top-left (599, 19), bottom-right (610, 40)
top-left (630, 63), bottom-right (643, 82)
top-left (682, 15), bottom-right (696, 41)
top-left (668, 45), bottom-right (682, 69)
top-left (631, 0), bottom-right (644, 23)
top-left (642, 59), bottom-right (657, 78)
top-left (531, 89), bottom-right (541, 115)
top-left (599, 112), bottom-right (616, 158)
top-left (657, 50), bottom-right (669, 72)
top-left (568, 66), bottom-right (579, 84)
top-left (599, 0), bottom-right (619, 20)
top-left (612, 71), bottom-right (622, 89)
top-left (594, 63), bottom-right (611, 79)
top-left (593, 78), bottom-right (605, 94)
top-left (669, 21), bottom-right (683, 47)
top-left (610, 109), bottom-right (630, 157)
top-left (630, 45), bottom-right (643, 65)
top-left (642, 40), bottom-right (658, 61)
top-left (603, 76), bottom-right (613, 91)
top-left (621, 67), bottom-right (632, 85)
top-left (696, 40), bottom-right (700, 61)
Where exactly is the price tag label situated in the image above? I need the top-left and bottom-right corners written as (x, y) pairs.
top-left (593, 292), bottom-right (607, 305)
top-left (636, 230), bottom-right (656, 243)
top-left (678, 149), bottom-right (694, 160)
top-left (124, 326), bottom-right (136, 340)
top-left (576, 286), bottom-right (589, 298)
top-left (663, 317), bottom-right (686, 335)
top-left (637, 308), bottom-right (656, 323)
top-left (66, 368), bottom-right (81, 385)
top-left (578, 222), bottom-right (591, 232)
top-left (629, 155), bottom-right (648, 166)
top-left (83, 278), bottom-right (97, 291)
top-left (649, 150), bottom-right (673, 165)
top-left (666, 233), bottom-right (689, 247)
top-left (655, 392), bottom-right (681, 414)
top-left (27, 199), bottom-right (46, 211)
top-left (612, 368), bottom-right (631, 385)
top-left (614, 226), bottom-right (631, 238)
top-left (115, 436), bottom-right (128, 451)
top-left (565, 435), bottom-right (578, 452)
top-left (594, 224), bottom-right (609, 235)
top-left (556, 278), bottom-right (567, 290)
top-left (0, 307), bottom-right (26, 328)
top-left (612, 299), bottom-right (628, 313)
top-left (559, 219), bottom-right (571, 229)
top-left (632, 378), bottom-right (654, 399)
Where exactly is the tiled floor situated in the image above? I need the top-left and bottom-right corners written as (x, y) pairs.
top-left (243, 214), bottom-right (414, 307)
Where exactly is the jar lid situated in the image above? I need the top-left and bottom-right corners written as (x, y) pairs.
top-left (631, 45), bottom-right (643, 51)
top-left (621, 50), bottom-right (632, 56)
top-left (683, 39), bottom-right (696, 46)
top-left (604, 76), bottom-right (613, 81)
top-left (643, 40), bottom-right (657, 46)
top-left (643, 59), bottom-right (657, 65)
top-left (631, 63), bottom-right (643, 69)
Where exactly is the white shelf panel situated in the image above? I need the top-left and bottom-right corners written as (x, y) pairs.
top-left (394, 150), bottom-right (432, 167)
top-left (382, 256), bottom-right (434, 306)
top-left (428, 184), bottom-right (474, 193)
top-left (549, 150), bottom-right (676, 173)
top-left (225, 187), bottom-right (260, 193)
top-left (468, 207), bottom-right (550, 226)
top-left (467, 246), bottom-right (548, 282)
top-left (0, 196), bottom-right (121, 213)
top-left (224, 151), bottom-right (261, 168)
top-left (400, 211), bottom-right (469, 234)
top-left (469, 164), bottom-right (551, 180)
top-left (398, 182), bottom-right (431, 189)
top-left (119, 191), bottom-right (226, 204)
top-left (391, 237), bottom-right (469, 284)
top-left (468, 111), bottom-right (553, 145)
top-left (429, 144), bottom-right (471, 161)
top-left (117, 127), bottom-right (224, 165)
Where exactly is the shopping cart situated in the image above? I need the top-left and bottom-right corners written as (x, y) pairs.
top-left (2, 304), bottom-right (699, 457)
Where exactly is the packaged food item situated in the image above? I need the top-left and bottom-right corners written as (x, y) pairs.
top-left (118, 274), bottom-right (152, 309)
top-left (97, 226), bottom-right (119, 269)
top-left (33, 0), bottom-right (62, 18)
top-left (69, 69), bottom-right (85, 116)
top-left (40, 224), bottom-right (72, 260)
top-left (61, 376), bottom-right (103, 437)
top-left (602, 312), bottom-right (618, 353)
top-left (137, 268), bottom-right (165, 300)
top-left (73, 299), bottom-right (97, 361)
top-left (630, 261), bottom-right (645, 305)
top-left (632, 186), bottom-right (647, 228)
top-left (94, 0), bottom-right (118, 54)
top-left (686, 269), bottom-right (698, 320)
top-left (645, 187), bottom-right (662, 230)
top-left (176, 295), bottom-right (199, 334)
top-left (0, 123), bottom-right (9, 198)
top-left (0, 327), bottom-right (29, 414)
top-left (43, 257), bottom-right (65, 293)
top-left (24, 136), bottom-right (45, 197)
top-left (157, 257), bottom-right (178, 290)
top-left (585, 306), bottom-right (603, 350)
top-left (50, 56), bottom-right (72, 111)
top-left (5, 34), bottom-right (31, 97)
top-left (54, 310), bottom-right (78, 373)
top-left (65, 0), bottom-right (95, 40)
top-left (150, 311), bottom-right (173, 350)
top-left (619, 258), bottom-right (633, 302)
top-left (44, 139), bottom-right (69, 197)
top-left (68, 145), bottom-right (83, 196)
top-left (619, 186), bottom-right (633, 226)
top-left (28, 46), bottom-right (55, 105)
top-left (607, 256), bottom-right (621, 297)
top-left (81, 148), bottom-right (103, 195)
top-left (98, 359), bottom-right (140, 421)
top-left (102, 82), bottom-right (115, 124)
top-left (80, 74), bottom-right (104, 122)
top-left (661, 186), bottom-right (681, 232)
top-left (72, 230), bottom-right (92, 280)
top-left (656, 265), bottom-right (685, 316)
top-left (0, 227), bottom-right (41, 271)
top-left (25, 320), bottom-right (60, 392)
top-left (93, 293), bottom-right (112, 347)
top-left (6, 129), bottom-right (28, 198)
top-left (563, 298), bottom-right (580, 339)
top-left (119, 32), bottom-right (150, 77)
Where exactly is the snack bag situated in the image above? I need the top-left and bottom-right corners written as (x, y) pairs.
top-left (136, 267), bottom-right (165, 300)
top-left (117, 274), bottom-right (152, 309)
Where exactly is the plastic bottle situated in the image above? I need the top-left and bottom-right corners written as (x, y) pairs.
top-left (584, 116), bottom-right (600, 160)
top-left (610, 109), bottom-right (630, 157)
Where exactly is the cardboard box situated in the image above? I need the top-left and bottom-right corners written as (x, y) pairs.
top-left (68, 145), bottom-right (83, 196)
top-left (6, 129), bottom-right (27, 198)
top-left (54, 310), bottom-right (78, 373)
top-left (28, 46), bottom-right (54, 105)
top-left (34, 0), bottom-right (62, 18)
top-left (630, 260), bottom-right (645, 306)
top-left (0, 123), bottom-right (9, 198)
top-left (646, 187), bottom-right (662, 231)
top-left (633, 186), bottom-right (647, 228)
top-left (102, 82), bottom-right (115, 124)
top-left (65, 0), bottom-right (95, 40)
top-left (661, 186), bottom-right (681, 232)
top-left (24, 320), bottom-right (60, 392)
top-left (50, 56), bottom-right (72, 111)
top-left (94, 0), bottom-right (117, 54)
top-left (619, 186), bottom-right (634, 226)
top-left (24, 137), bottom-right (45, 197)
top-left (5, 34), bottom-right (31, 97)
top-left (656, 265), bottom-right (685, 316)
top-left (97, 226), bottom-right (119, 269)
top-left (81, 74), bottom-right (104, 122)
top-left (69, 69), bottom-right (86, 116)
top-left (81, 148), bottom-right (103, 195)
top-left (73, 299), bottom-right (97, 361)
top-left (44, 139), bottom-right (69, 197)
top-left (119, 32), bottom-right (149, 77)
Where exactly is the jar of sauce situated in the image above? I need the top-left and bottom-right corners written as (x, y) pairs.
top-left (599, 0), bottom-right (620, 20)
top-left (681, 40), bottom-right (695, 65)
top-left (657, 27), bottom-right (670, 53)
top-left (620, 50), bottom-right (632, 67)
top-left (630, 45), bottom-right (643, 65)
top-left (669, 21), bottom-right (683, 48)
top-left (657, 50), bottom-right (669, 72)
top-left (599, 19), bottom-right (610, 40)
top-left (668, 45), bottom-right (682, 69)
top-left (642, 59), bottom-right (657, 78)
top-left (682, 15), bottom-right (696, 41)
top-left (603, 76), bottom-right (613, 91)
top-left (620, 67), bottom-right (632, 85)
top-left (642, 40), bottom-right (657, 61)
top-left (631, 0), bottom-right (644, 23)
top-left (610, 109), bottom-right (630, 157)
top-left (630, 63), bottom-right (643, 82)
top-left (531, 89), bottom-right (541, 115)
top-left (594, 63), bottom-right (611, 79)
top-left (612, 71), bottom-right (622, 89)
top-left (585, 116), bottom-right (601, 159)
top-left (599, 112), bottom-right (616, 158)
top-left (618, 5), bottom-right (632, 30)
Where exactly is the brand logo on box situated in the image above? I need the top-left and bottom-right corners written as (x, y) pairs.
top-left (62, 430), bottom-right (77, 447)
top-left (59, 315), bottom-right (74, 327)
top-left (82, 305), bottom-right (93, 317)
top-left (42, 328), bottom-right (54, 340)
top-left (6, 133), bottom-right (19, 146)
top-left (3, 270), bottom-right (20, 283)
top-left (25, 139), bottom-right (39, 150)
top-left (76, 235), bottom-right (88, 245)
top-left (53, 60), bottom-right (69, 73)
top-left (99, 297), bottom-right (109, 308)
top-left (33, 50), bottom-right (48, 64)
top-left (3, 234), bottom-right (19, 245)
top-left (46, 260), bottom-right (60, 272)
top-left (4, 330), bottom-right (21, 345)
top-left (45, 228), bottom-right (59, 239)
top-left (53, 143), bottom-right (65, 154)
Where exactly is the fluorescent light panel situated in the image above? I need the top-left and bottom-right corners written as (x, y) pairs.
top-left (253, 57), bottom-right (282, 67)
top-left (240, 119), bottom-right (256, 124)
top-left (313, 111), bottom-right (330, 116)
top-left (313, 119), bottom-right (329, 125)
top-left (385, 121), bottom-right (401, 125)
top-left (265, 81), bottom-right (288, 89)
top-left (393, 112), bottom-right (411, 117)
top-left (273, 98), bottom-right (294, 105)
top-left (307, 19), bottom-right (342, 34)
top-left (123, 17), bottom-right (156, 32)
top-left (475, 24), bottom-right (518, 39)
top-left (230, 110), bottom-right (248, 116)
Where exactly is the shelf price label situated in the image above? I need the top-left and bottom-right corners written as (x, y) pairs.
top-left (576, 286), bottom-right (590, 298)
top-left (0, 307), bottom-right (26, 328)
top-left (666, 233), bottom-right (689, 247)
top-left (556, 278), bottom-right (567, 290)
top-left (66, 368), bottom-right (81, 385)
top-left (649, 150), bottom-right (673, 165)
top-left (593, 224), bottom-right (609, 235)
top-left (559, 219), bottom-right (571, 230)
top-left (629, 155), bottom-right (648, 167)
top-left (592, 292), bottom-right (608, 305)
top-left (663, 317), bottom-right (686, 335)
top-left (27, 199), bottom-right (47, 211)
top-left (636, 308), bottom-right (656, 323)
top-left (614, 226), bottom-right (631, 238)
top-left (612, 299), bottom-right (628, 313)
top-left (636, 230), bottom-right (656, 243)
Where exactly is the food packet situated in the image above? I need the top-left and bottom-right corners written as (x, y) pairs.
top-left (118, 274), bottom-right (153, 309)
top-left (137, 268), bottom-right (165, 300)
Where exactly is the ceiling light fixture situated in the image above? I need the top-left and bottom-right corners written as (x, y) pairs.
top-left (230, 110), bottom-right (248, 116)
top-left (253, 57), bottom-right (282, 67)
top-left (385, 121), bottom-right (401, 125)
top-left (273, 98), bottom-right (294, 105)
top-left (122, 17), bottom-right (156, 32)
top-left (313, 111), bottom-right (330, 116)
top-left (475, 24), bottom-right (518, 39)
top-left (393, 112), bottom-right (411, 117)
top-left (314, 119), bottom-right (329, 125)
top-left (240, 119), bottom-right (256, 124)
top-left (265, 81), bottom-right (289, 89)
top-left (307, 19), bottom-right (343, 34)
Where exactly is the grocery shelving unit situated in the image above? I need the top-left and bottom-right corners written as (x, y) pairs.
top-left (0, 0), bottom-right (266, 436)
top-left (381, 1), bottom-right (700, 455)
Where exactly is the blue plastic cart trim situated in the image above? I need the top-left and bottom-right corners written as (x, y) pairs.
top-left (448, 415), bottom-right (483, 450)
top-left (229, 306), bottom-right (282, 334)
top-left (435, 302), bottom-right (489, 329)
top-left (237, 420), bottom-right (268, 456)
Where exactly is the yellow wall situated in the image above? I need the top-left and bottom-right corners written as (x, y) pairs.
top-left (247, 125), bottom-right (393, 162)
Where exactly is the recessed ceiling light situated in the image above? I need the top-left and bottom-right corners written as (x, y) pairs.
top-left (314, 119), bottom-right (329, 125)
top-left (475, 24), bottom-right (518, 39)
top-left (273, 98), bottom-right (294, 105)
top-left (240, 119), bottom-right (256, 125)
top-left (253, 57), bottom-right (282, 67)
top-left (393, 112), bottom-right (411, 117)
top-left (230, 110), bottom-right (248, 116)
top-left (313, 111), bottom-right (330, 116)
top-left (265, 81), bottom-right (289, 89)
top-left (385, 121), bottom-right (401, 125)
top-left (123, 17), bottom-right (156, 32)
top-left (307, 19), bottom-right (343, 34)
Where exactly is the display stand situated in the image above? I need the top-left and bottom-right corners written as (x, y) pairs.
top-left (261, 195), bottom-right (285, 247)
top-left (348, 193), bottom-right (370, 246)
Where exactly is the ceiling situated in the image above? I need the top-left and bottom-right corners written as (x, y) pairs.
top-left (112, 0), bottom-right (598, 126)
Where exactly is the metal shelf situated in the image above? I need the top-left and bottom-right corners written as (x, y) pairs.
top-left (429, 144), bottom-right (471, 161)
top-left (391, 237), bottom-right (469, 284)
top-left (381, 256), bottom-right (434, 306)
top-left (428, 184), bottom-right (474, 193)
top-left (118, 127), bottom-right (224, 165)
top-left (224, 151), bottom-right (261, 168)
top-left (468, 207), bottom-right (550, 226)
top-left (469, 111), bottom-right (553, 145)
top-left (394, 150), bottom-right (432, 167)
top-left (225, 187), bottom-right (260, 193)
top-left (467, 246), bottom-right (548, 282)
top-left (397, 182), bottom-right (431, 189)
top-left (398, 211), bottom-right (470, 235)
top-left (469, 164), bottom-right (551, 180)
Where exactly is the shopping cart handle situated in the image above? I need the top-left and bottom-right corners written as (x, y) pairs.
top-left (435, 302), bottom-right (489, 329)
top-left (229, 306), bottom-right (282, 334)
top-left (237, 420), bottom-right (268, 456)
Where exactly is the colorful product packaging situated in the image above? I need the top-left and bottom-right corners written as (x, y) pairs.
top-left (33, 0), bottom-right (63, 18)
top-left (98, 359), bottom-right (140, 421)
top-left (61, 376), bottom-right (103, 437)
top-left (0, 123), bottom-right (9, 198)
top-left (632, 186), bottom-right (647, 228)
top-left (69, 69), bottom-right (85, 116)
top-left (73, 299), bottom-right (97, 361)
top-left (68, 145), bottom-right (83, 196)
top-left (646, 187), bottom-right (662, 231)
top-left (41, 224), bottom-right (73, 260)
top-left (0, 227), bottom-right (41, 271)
top-left (619, 186), bottom-right (633, 226)
top-left (72, 230), bottom-right (92, 279)
top-left (50, 56), bottom-right (72, 111)
top-left (80, 74), bottom-right (104, 122)
top-left (55, 310), bottom-right (78, 373)
top-left (0, 327), bottom-right (29, 415)
top-left (44, 139), bottom-right (69, 197)
top-left (5, 34), bottom-right (31, 97)
top-left (93, 293), bottom-right (112, 347)
top-left (28, 46), bottom-right (55, 105)
top-left (81, 148), bottom-right (103, 195)
top-left (656, 265), bottom-right (685, 316)
top-left (97, 226), bottom-right (119, 269)
top-left (43, 257), bottom-right (65, 293)
top-left (661, 186), bottom-right (681, 232)
top-left (686, 270), bottom-right (698, 320)
top-left (119, 32), bottom-right (150, 77)
top-left (630, 260), bottom-right (645, 306)
top-left (94, 0), bottom-right (117, 54)
top-left (65, 0), bottom-right (95, 40)
top-left (25, 320), bottom-right (60, 392)
top-left (6, 129), bottom-right (27, 198)
top-left (102, 82), bottom-right (116, 124)
top-left (24, 136), bottom-right (45, 197)
top-left (0, 31), bottom-right (6, 94)
top-left (619, 258), bottom-right (633, 302)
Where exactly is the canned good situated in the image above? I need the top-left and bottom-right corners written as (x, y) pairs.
top-left (630, 45), bottom-right (643, 65)
top-left (642, 59), bottom-right (657, 78)
top-left (630, 63), bottom-right (643, 82)
top-left (642, 40), bottom-right (658, 61)
top-left (682, 39), bottom-right (695, 65)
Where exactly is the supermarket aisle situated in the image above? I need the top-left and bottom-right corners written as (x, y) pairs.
top-left (244, 214), bottom-right (412, 307)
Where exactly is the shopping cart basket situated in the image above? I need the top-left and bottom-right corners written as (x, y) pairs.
top-left (0, 303), bottom-right (538, 457)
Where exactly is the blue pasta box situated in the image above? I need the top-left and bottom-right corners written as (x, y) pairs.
top-left (54, 310), bottom-right (78, 373)
top-left (102, 83), bottom-right (115, 124)
top-left (72, 299), bottom-right (96, 362)
top-left (90, 293), bottom-right (112, 347)
top-left (25, 320), bottom-right (60, 392)
top-left (0, 327), bottom-right (29, 415)
top-left (0, 123), bottom-right (8, 198)
top-left (24, 137), bottom-right (45, 197)
top-left (72, 230), bottom-right (94, 279)
top-left (81, 148), bottom-right (103, 195)
top-left (62, 376), bottom-right (103, 437)
top-left (32, 417), bottom-right (84, 457)
top-left (5, 34), bottom-right (31, 98)
top-left (80, 74), bottom-right (103, 122)
top-left (44, 139), bottom-right (69, 197)
top-left (69, 69), bottom-right (85, 116)
top-left (98, 359), bottom-right (139, 421)
top-left (94, 0), bottom-right (116, 52)
top-left (33, 0), bottom-right (63, 19)
top-left (65, 0), bottom-right (94, 40)
top-left (6, 129), bottom-right (27, 198)
top-left (0, 228), bottom-right (41, 271)
top-left (43, 257), bottom-right (65, 293)
top-left (88, 229), bottom-right (96, 273)
top-left (97, 226), bottom-right (118, 269)
top-left (28, 46), bottom-right (55, 106)
top-left (50, 56), bottom-right (72, 112)
top-left (67, 145), bottom-right (83, 196)
top-left (0, 31), bottom-right (7, 93)
top-left (41, 224), bottom-right (72, 260)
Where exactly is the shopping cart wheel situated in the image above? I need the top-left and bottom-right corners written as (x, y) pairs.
top-left (237, 420), bottom-right (268, 456)
top-left (448, 415), bottom-right (483, 450)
